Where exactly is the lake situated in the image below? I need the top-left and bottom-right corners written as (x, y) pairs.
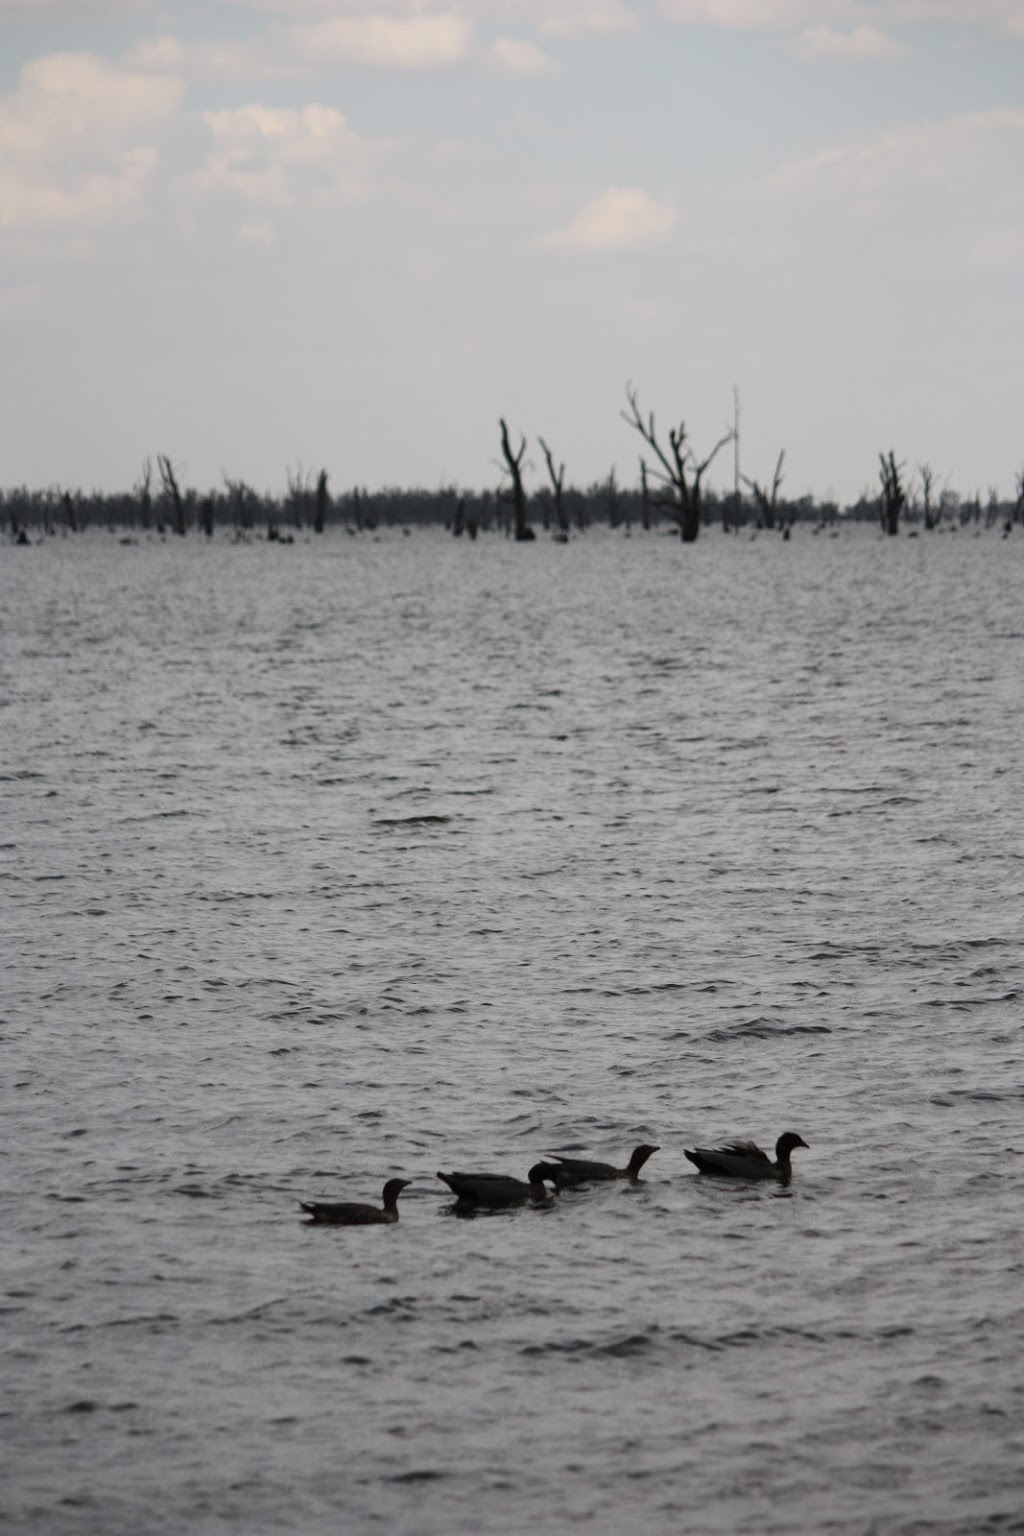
top-left (2, 522), bottom-right (1021, 1535)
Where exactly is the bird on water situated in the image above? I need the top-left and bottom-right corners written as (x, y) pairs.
top-left (683, 1132), bottom-right (808, 1182)
top-left (436, 1162), bottom-right (560, 1209)
top-left (300, 1177), bottom-right (410, 1224)
top-left (547, 1144), bottom-right (659, 1189)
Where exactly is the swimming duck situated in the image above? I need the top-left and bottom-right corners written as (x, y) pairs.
top-left (436, 1162), bottom-right (560, 1209)
top-left (300, 1177), bottom-right (410, 1224)
top-left (548, 1143), bottom-right (659, 1188)
top-left (683, 1132), bottom-right (808, 1182)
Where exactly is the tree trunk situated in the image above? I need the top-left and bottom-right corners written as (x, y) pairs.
top-left (499, 418), bottom-right (532, 541)
top-left (680, 488), bottom-right (699, 543)
top-left (313, 469), bottom-right (329, 534)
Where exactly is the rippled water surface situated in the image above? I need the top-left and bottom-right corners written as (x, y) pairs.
top-left (2, 525), bottom-right (1022, 1535)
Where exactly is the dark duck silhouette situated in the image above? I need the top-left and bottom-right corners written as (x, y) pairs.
top-left (684, 1132), bottom-right (808, 1182)
top-left (300, 1177), bottom-right (410, 1224)
top-left (548, 1143), bottom-right (659, 1189)
top-left (436, 1162), bottom-right (560, 1209)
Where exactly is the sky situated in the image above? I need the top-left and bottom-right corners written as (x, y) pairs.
top-left (1, 0), bottom-right (1022, 507)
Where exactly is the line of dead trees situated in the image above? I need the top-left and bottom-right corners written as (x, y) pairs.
top-left (4, 392), bottom-right (1022, 541)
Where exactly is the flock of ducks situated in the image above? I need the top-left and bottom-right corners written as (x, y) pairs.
top-left (299, 1132), bottom-right (809, 1225)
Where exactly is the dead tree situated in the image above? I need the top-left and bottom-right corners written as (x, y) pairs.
top-left (879, 451), bottom-right (906, 537)
top-left (499, 418), bottom-right (533, 541)
top-left (918, 463), bottom-right (937, 530)
top-left (348, 486), bottom-right (364, 533)
top-left (313, 469), bottom-right (329, 534)
top-left (63, 490), bottom-right (78, 533)
top-left (639, 459), bottom-right (652, 531)
top-left (538, 436), bottom-right (568, 537)
top-left (134, 457), bottom-right (153, 530)
top-left (742, 450), bottom-right (785, 530)
top-left (285, 466), bottom-right (311, 533)
top-left (225, 476), bottom-right (258, 533)
top-left (157, 454), bottom-right (187, 536)
top-left (621, 384), bottom-right (733, 543)
top-left (606, 466), bottom-right (621, 529)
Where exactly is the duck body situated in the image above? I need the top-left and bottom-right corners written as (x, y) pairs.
top-left (684, 1132), bottom-right (808, 1182)
top-left (300, 1177), bottom-right (410, 1225)
top-left (549, 1143), bottom-right (659, 1189)
top-left (436, 1162), bottom-right (560, 1209)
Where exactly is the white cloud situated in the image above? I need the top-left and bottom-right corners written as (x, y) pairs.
top-left (489, 36), bottom-right (558, 73)
top-left (756, 107), bottom-right (1024, 200)
top-left (658, 0), bottom-right (843, 27)
top-left (794, 24), bottom-right (904, 57)
top-left (658, 0), bottom-right (1024, 36)
top-left (543, 187), bottom-right (678, 251)
top-left (513, 0), bottom-right (638, 37)
top-left (215, 0), bottom-right (635, 33)
top-left (902, 1), bottom-right (1024, 36)
top-left (194, 102), bottom-right (383, 209)
top-left (0, 51), bottom-right (181, 231)
top-left (154, 11), bottom-right (475, 81)
top-left (121, 35), bottom-right (188, 73)
top-left (745, 108), bottom-right (1024, 268)
top-left (287, 13), bottom-right (472, 69)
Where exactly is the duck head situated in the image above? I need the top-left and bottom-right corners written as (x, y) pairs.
top-left (527, 1162), bottom-right (561, 1187)
top-left (627, 1144), bottom-right (660, 1175)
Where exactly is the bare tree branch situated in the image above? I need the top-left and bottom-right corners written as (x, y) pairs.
top-left (742, 449), bottom-right (786, 529)
top-left (621, 383), bottom-right (734, 542)
top-left (499, 418), bottom-right (532, 540)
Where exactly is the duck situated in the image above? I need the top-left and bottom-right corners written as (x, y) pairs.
top-left (300, 1177), bottom-right (410, 1224)
top-left (683, 1132), bottom-right (808, 1182)
top-left (436, 1162), bottom-right (560, 1209)
top-left (548, 1143), bottom-right (659, 1189)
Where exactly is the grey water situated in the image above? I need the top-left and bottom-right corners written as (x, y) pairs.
top-left (1, 523), bottom-right (1021, 1536)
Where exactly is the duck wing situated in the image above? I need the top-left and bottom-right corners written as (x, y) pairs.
top-left (550, 1155), bottom-right (617, 1186)
top-left (719, 1140), bottom-right (770, 1162)
top-left (683, 1141), bottom-right (776, 1180)
top-left (437, 1171), bottom-right (529, 1205)
top-left (300, 1200), bottom-right (389, 1224)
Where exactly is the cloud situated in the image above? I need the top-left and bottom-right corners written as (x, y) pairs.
top-left (906, 1), bottom-right (1024, 36)
top-left (756, 107), bottom-right (1024, 200)
top-left (745, 108), bottom-right (1024, 267)
top-left (215, 0), bottom-right (635, 33)
top-left (489, 37), bottom-right (558, 73)
top-left (518, 0), bottom-right (639, 37)
top-left (658, 0), bottom-right (839, 27)
top-left (657, 0), bottom-right (1024, 36)
top-left (543, 187), bottom-right (678, 251)
top-left (121, 35), bottom-right (188, 73)
top-left (794, 24), bottom-right (904, 57)
top-left (286, 13), bottom-right (472, 69)
top-left (0, 51), bottom-right (181, 231)
top-left (193, 102), bottom-right (383, 210)
top-left (137, 11), bottom-right (475, 82)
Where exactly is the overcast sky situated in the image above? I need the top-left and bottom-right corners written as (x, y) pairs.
top-left (2, 1), bottom-right (1022, 506)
